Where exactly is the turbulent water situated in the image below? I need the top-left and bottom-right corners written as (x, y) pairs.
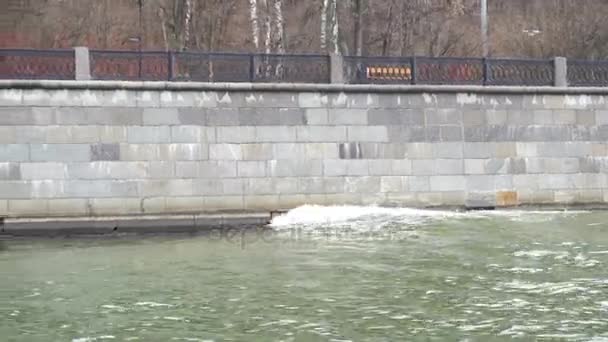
top-left (2, 206), bottom-right (608, 341)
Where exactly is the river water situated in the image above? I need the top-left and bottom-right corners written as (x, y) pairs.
top-left (1, 206), bottom-right (608, 341)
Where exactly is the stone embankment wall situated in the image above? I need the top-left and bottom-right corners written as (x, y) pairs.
top-left (1, 81), bottom-right (608, 218)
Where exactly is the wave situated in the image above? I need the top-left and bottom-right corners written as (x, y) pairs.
top-left (269, 205), bottom-right (587, 229)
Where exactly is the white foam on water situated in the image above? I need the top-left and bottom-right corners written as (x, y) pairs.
top-left (513, 250), bottom-right (569, 258)
top-left (259, 319), bottom-right (298, 327)
top-left (101, 304), bottom-right (127, 312)
top-left (497, 280), bottom-right (588, 295)
top-left (72, 337), bottom-right (115, 342)
top-left (498, 325), bottom-right (545, 336)
top-left (458, 323), bottom-right (495, 332)
top-left (269, 205), bottom-right (464, 228)
top-left (505, 267), bottom-right (544, 274)
top-left (508, 299), bottom-right (531, 307)
top-left (269, 205), bottom-right (587, 229)
top-left (389, 314), bottom-right (410, 320)
top-left (366, 325), bottom-right (395, 330)
top-left (134, 301), bottom-right (173, 308)
top-left (480, 298), bottom-right (531, 309)
top-left (574, 253), bottom-right (601, 268)
top-left (536, 334), bottom-right (585, 339)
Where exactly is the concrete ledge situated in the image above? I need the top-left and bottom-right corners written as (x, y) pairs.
top-left (2, 80), bottom-right (608, 95)
top-left (0, 212), bottom-right (271, 237)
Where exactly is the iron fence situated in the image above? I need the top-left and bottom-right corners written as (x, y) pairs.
top-left (172, 52), bottom-right (250, 82)
top-left (486, 58), bottom-right (554, 86)
top-left (250, 54), bottom-right (330, 84)
top-left (344, 56), bottom-right (555, 86)
top-left (0, 49), bottom-right (74, 80)
top-left (415, 57), bottom-right (484, 85)
top-left (568, 60), bottom-right (608, 87)
top-left (89, 51), bottom-right (330, 83)
top-left (91, 50), bottom-right (169, 81)
top-left (1, 48), bottom-right (608, 87)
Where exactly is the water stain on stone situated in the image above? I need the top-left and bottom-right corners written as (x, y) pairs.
top-left (497, 191), bottom-right (518, 207)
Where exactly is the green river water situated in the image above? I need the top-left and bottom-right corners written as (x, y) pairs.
top-left (1, 206), bottom-right (608, 341)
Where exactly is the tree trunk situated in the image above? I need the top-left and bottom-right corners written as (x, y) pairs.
top-left (273, 0), bottom-right (285, 77)
top-left (182, 0), bottom-right (193, 50)
top-left (262, 0), bottom-right (272, 54)
top-left (248, 0), bottom-right (260, 50)
top-left (274, 0), bottom-right (284, 53)
top-left (330, 0), bottom-right (340, 54)
top-left (158, 8), bottom-right (169, 51)
top-left (382, 3), bottom-right (394, 56)
top-left (320, 0), bottom-right (329, 51)
top-left (354, 0), bottom-right (364, 56)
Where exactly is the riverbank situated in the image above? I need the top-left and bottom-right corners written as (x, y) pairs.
top-left (3, 82), bottom-right (608, 218)
top-left (0, 212), bottom-right (272, 237)
top-left (2, 204), bottom-right (608, 237)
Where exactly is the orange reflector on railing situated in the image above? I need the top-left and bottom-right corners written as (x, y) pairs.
top-left (366, 65), bottom-right (412, 80)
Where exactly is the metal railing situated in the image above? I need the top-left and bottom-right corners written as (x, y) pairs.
top-left (91, 50), bottom-right (170, 81)
top-left (0, 49), bottom-right (74, 80)
top-left (344, 56), bottom-right (555, 86)
top-left (486, 58), bottom-right (554, 86)
top-left (89, 50), bottom-right (329, 83)
top-left (568, 59), bottom-right (608, 87)
top-left (1, 48), bottom-right (608, 87)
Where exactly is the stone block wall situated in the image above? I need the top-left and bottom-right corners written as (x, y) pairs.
top-left (1, 83), bottom-right (608, 218)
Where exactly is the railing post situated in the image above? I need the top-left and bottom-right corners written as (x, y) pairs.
top-left (329, 53), bottom-right (344, 84)
top-left (167, 51), bottom-right (173, 81)
top-left (74, 46), bottom-right (91, 80)
top-left (554, 56), bottom-right (568, 87)
top-left (410, 56), bottom-right (417, 85)
top-left (482, 57), bottom-right (489, 85)
top-left (249, 54), bottom-right (255, 82)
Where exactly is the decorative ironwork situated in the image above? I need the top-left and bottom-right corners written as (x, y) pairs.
top-left (486, 58), bottom-right (554, 86)
top-left (251, 54), bottom-right (330, 84)
top-left (568, 60), bottom-right (608, 87)
top-left (91, 50), bottom-right (169, 81)
top-left (0, 49), bottom-right (74, 80)
top-left (346, 56), bottom-right (556, 86)
top-left (172, 52), bottom-right (251, 82)
top-left (414, 57), bottom-right (484, 85)
top-left (91, 51), bottom-right (329, 83)
top-left (3, 48), bottom-right (608, 87)
top-left (344, 56), bottom-right (413, 84)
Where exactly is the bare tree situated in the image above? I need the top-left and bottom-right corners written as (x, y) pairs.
top-left (353, 0), bottom-right (367, 56)
top-left (8, 0), bottom-right (608, 61)
top-left (249, 0), bottom-right (260, 50)
top-left (320, 0), bottom-right (329, 51)
top-left (274, 0), bottom-right (285, 53)
top-left (182, 0), bottom-right (193, 50)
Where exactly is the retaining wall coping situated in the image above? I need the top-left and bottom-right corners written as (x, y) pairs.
top-left (0, 212), bottom-right (272, 236)
top-left (3, 80), bottom-right (608, 95)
